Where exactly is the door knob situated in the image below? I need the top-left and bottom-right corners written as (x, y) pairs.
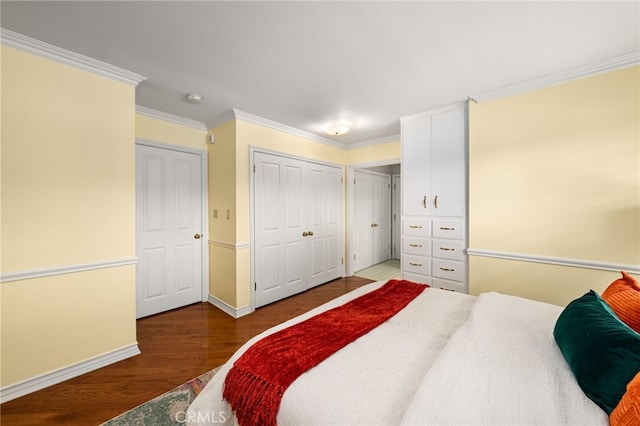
top-left (302, 232), bottom-right (309, 237)
top-left (308, 231), bottom-right (314, 236)
top-left (194, 234), bottom-right (202, 239)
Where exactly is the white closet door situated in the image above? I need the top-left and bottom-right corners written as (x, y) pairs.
top-left (254, 152), bottom-right (343, 307)
top-left (136, 144), bottom-right (203, 318)
top-left (254, 153), bottom-right (306, 307)
top-left (307, 163), bottom-right (343, 288)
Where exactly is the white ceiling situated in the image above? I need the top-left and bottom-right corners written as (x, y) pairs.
top-left (2, 1), bottom-right (638, 145)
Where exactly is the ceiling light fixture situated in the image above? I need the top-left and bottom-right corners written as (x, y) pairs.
top-left (185, 92), bottom-right (203, 104)
top-left (325, 123), bottom-right (350, 136)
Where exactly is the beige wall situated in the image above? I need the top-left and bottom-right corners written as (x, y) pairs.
top-left (1, 46), bottom-right (138, 386)
top-left (135, 114), bottom-right (207, 150)
top-left (469, 65), bottom-right (640, 305)
top-left (207, 119), bottom-right (400, 309)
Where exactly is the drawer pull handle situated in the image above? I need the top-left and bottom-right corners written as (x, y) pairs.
top-left (409, 244), bottom-right (423, 247)
top-left (440, 267), bottom-right (455, 272)
top-left (434, 195), bottom-right (438, 209)
top-left (440, 227), bottom-right (455, 231)
top-left (409, 225), bottom-right (423, 229)
top-left (409, 262), bottom-right (423, 267)
top-left (440, 247), bottom-right (455, 251)
top-left (423, 196), bottom-right (427, 208)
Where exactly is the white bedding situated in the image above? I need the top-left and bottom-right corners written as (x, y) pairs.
top-left (401, 292), bottom-right (607, 425)
top-left (187, 283), bottom-right (608, 426)
top-left (187, 282), bottom-right (476, 425)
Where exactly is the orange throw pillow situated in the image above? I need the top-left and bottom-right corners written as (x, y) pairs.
top-left (602, 271), bottom-right (640, 334)
top-left (610, 371), bottom-right (640, 426)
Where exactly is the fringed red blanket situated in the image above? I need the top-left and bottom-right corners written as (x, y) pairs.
top-left (222, 279), bottom-right (427, 426)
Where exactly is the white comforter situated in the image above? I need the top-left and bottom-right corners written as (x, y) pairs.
top-left (187, 283), bottom-right (608, 426)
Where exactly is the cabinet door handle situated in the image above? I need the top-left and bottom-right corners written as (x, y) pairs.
top-left (440, 267), bottom-right (455, 272)
top-left (409, 262), bottom-right (423, 267)
top-left (434, 195), bottom-right (438, 209)
top-left (423, 195), bottom-right (427, 208)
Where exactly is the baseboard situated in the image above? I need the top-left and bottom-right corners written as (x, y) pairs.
top-left (0, 343), bottom-right (140, 404)
top-left (208, 294), bottom-right (252, 318)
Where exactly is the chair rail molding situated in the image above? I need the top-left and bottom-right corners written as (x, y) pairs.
top-left (467, 248), bottom-right (640, 274)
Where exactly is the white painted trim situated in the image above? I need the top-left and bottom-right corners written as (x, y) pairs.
top-left (466, 249), bottom-right (640, 274)
top-left (135, 105), bottom-right (207, 131)
top-left (0, 343), bottom-right (140, 403)
top-left (0, 257), bottom-right (138, 283)
top-left (208, 239), bottom-right (251, 250)
top-left (208, 294), bottom-right (252, 318)
top-left (470, 51), bottom-right (640, 103)
top-left (0, 28), bottom-right (146, 86)
top-left (205, 108), bottom-right (237, 129)
top-left (345, 133), bottom-right (400, 150)
top-left (400, 101), bottom-right (468, 122)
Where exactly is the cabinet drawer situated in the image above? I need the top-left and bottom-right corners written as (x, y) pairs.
top-left (402, 272), bottom-right (430, 285)
top-left (432, 259), bottom-right (464, 282)
top-left (432, 239), bottom-right (464, 261)
top-left (431, 278), bottom-right (467, 293)
top-left (432, 220), bottom-right (463, 239)
top-left (403, 255), bottom-right (431, 276)
top-left (403, 219), bottom-right (430, 237)
top-left (403, 237), bottom-right (430, 256)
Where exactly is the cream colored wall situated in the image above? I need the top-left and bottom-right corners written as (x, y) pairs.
top-left (135, 114), bottom-right (207, 150)
top-left (207, 119), bottom-right (400, 309)
top-left (345, 140), bottom-right (400, 166)
top-left (469, 65), bottom-right (640, 306)
top-left (1, 46), bottom-right (138, 386)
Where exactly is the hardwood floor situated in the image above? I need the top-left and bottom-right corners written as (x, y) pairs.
top-left (0, 276), bottom-right (373, 425)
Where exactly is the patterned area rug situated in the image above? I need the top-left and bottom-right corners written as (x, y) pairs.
top-left (102, 367), bottom-right (220, 426)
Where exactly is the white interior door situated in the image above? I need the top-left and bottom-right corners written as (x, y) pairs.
top-left (254, 151), bottom-right (343, 307)
top-left (136, 144), bottom-right (203, 318)
top-left (352, 171), bottom-right (374, 272)
top-left (392, 174), bottom-right (401, 259)
top-left (372, 174), bottom-right (391, 264)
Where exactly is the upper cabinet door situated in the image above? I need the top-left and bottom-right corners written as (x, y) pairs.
top-left (401, 114), bottom-right (432, 216)
top-left (430, 107), bottom-right (466, 217)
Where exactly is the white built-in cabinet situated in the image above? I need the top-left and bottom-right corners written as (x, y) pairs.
top-left (401, 103), bottom-right (468, 293)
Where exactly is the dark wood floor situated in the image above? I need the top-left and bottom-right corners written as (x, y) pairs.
top-left (0, 276), bottom-right (373, 425)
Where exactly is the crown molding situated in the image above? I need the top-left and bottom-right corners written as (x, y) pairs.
top-left (207, 108), bottom-right (348, 149)
top-left (345, 133), bottom-right (400, 150)
top-left (470, 51), bottom-right (640, 103)
top-left (0, 28), bottom-right (146, 86)
top-left (136, 105), bottom-right (207, 131)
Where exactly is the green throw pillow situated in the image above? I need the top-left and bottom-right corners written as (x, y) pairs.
top-left (553, 290), bottom-right (640, 414)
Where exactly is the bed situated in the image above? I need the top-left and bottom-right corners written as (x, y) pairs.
top-left (187, 275), bottom-right (640, 426)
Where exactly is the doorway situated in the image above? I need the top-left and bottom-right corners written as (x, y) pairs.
top-left (347, 162), bottom-right (401, 280)
top-left (135, 141), bottom-right (208, 318)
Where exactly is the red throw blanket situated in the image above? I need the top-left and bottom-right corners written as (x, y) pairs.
top-left (223, 279), bottom-right (427, 426)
